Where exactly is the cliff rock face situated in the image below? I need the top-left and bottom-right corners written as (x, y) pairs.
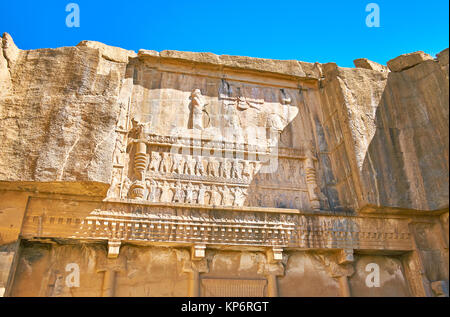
top-left (0, 33), bottom-right (448, 297)
top-left (362, 51), bottom-right (449, 211)
top-left (0, 35), bottom-right (135, 195)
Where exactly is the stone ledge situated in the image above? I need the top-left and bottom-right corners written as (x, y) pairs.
top-left (387, 51), bottom-right (434, 72)
top-left (77, 40), bottom-right (137, 63)
top-left (138, 49), bottom-right (321, 80)
top-left (353, 58), bottom-right (388, 72)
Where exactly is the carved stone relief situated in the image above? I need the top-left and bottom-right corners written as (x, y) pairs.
top-left (104, 80), bottom-right (326, 211)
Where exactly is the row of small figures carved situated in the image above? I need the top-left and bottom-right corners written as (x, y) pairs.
top-left (145, 152), bottom-right (261, 182)
top-left (247, 191), bottom-right (307, 210)
top-left (110, 179), bottom-right (248, 207)
top-left (254, 158), bottom-right (305, 185)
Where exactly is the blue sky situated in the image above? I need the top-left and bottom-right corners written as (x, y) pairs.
top-left (1, 0), bottom-right (448, 67)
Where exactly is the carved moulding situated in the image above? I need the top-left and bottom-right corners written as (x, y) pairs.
top-left (20, 197), bottom-right (414, 254)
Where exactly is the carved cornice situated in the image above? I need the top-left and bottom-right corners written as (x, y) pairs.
top-left (20, 197), bottom-right (413, 252)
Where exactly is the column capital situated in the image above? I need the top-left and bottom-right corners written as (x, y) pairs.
top-left (107, 240), bottom-right (122, 259)
top-left (266, 247), bottom-right (283, 264)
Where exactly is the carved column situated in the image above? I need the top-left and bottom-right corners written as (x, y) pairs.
top-left (96, 248), bottom-right (126, 297)
top-left (316, 251), bottom-right (355, 297)
top-left (304, 154), bottom-right (321, 211)
top-left (99, 269), bottom-right (117, 297)
top-left (182, 245), bottom-right (209, 297)
top-left (0, 241), bottom-right (20, 297)
top-left (402, 220), bottom-right (445, 297)
top-left (264, 248), bottom-right (285, 297)
top-left (128, 119), bottom-right (149, 184)
top-left (134, 141), bottom-right (148, 180)
top-left (336, 249), bottom-right (354, 297)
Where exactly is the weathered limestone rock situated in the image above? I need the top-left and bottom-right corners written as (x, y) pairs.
top-left (0, 39), bottom-right (131, 196)
top-left (0, 33), bottom-right (448, 297)
top-left (2, 32), bottom-right (21, 67)
top-left (353, 58), bottom-right (388, 73)
top-left (437, 48), bottom-right (449, 79)
top-left (319, 63), bottom-right (389, 210)
top-left (77, 40), bottom-right (137, 63)
top-left (361, 53), bottom-right (449, 210)
top-left (387, 51), bottom-right (434, 72)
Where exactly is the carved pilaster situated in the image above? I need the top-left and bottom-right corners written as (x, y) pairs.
top-left (315, 253), bottom-right (355, 297)
top-left (182, 256), bottom-right (209, 297)
top-left (96, 255), bottom-right (126, 297)
top-left (305, 154), bottom-right (321, 211)
top-left (264, 247), bottom-right (285, 297)
top-left (402, 250), bottom-right (431, 297)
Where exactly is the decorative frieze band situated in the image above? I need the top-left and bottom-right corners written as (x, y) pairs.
top-left (20, 198), bottom-right (413, 252)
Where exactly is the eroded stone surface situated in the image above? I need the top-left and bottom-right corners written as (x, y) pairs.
top-left (387, 51), bottom-right (434, 72)
top-left (353, 58), bottom-right (389, 73)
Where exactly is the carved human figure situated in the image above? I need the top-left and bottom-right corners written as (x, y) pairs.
top-left (222, 159), bottom-right (232, 178)
top-left (106, 171), bottom-right (121, 199)
top-left (160, 181), bottom-right (172, 203)
top-left (233, 187), bottom-right (246, 206)
top-left (130, 117), bottom-right (145, 138)
top-left (242, 161), bottom-right (254, 181)
top-left (289, 161), bottom-right (298, 184)
top-left (197, 184), bottom-right (206, 205)
top-left (185, 155), bottom-right (196, 175)
top-left (173, 180), bottom-right (185, 203)
top-left (231, 160), bottom-right (243, 179)
top-left (220, 185), bottom-right (233, 206)
top-left (154, 181), bottom-right (162, 202)
top-left (121, 178), bottom-right (132, 199)
top-left (113, 135), bottom-right (125, 165)
top-left (218, 159), bottom-right (225, 178)
top-left (185, 182), bottom-right (195, 204)
top-left (195, 156), bottom-right (205, 176)
top-left (190, 89), bottom-right (206, 130)
top-left (146, 179), bottom-right (157, 202)
top-left (278, 163), bottom-right (287, 183)
top-left (210, 185), bottom-right (222, 206)
top-left (172, 153), bottom-right (185, 174)
top-left (149, 152), bottom-right (162, 172)
top-left (160, 152), bottom-right (173, 174)
top-left (223, 101), bottom-right (241, 130)
top-left (116, 101), bottom-right (128, 130)
top-left (207, 157), bottom-right (220, 178)
top-left (192, 184), bottom-right (200, 203)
